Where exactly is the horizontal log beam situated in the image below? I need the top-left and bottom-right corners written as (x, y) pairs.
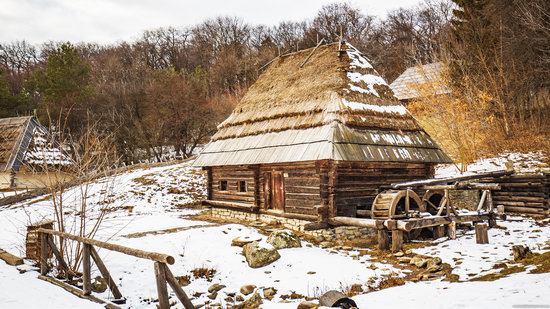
top-left (203, 200), bottom-right (259, 212)
top-left (328, 216), bottom-right (384, 229)
top-left (392, 170), bottom-right (513, 189)
top-left (37, 229), bottom-right (175, 265)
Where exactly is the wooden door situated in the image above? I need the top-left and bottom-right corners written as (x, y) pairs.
top-left (271, 171), bottom-right (285, 211)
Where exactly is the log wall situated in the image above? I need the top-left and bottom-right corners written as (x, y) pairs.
top-left (259, 162), bottom-right (321, 216)
top-left (334, 161), bottom-right (435, 217)
top-left (481, 173), bottom-right (550, 216)
top-left (210, 166), bottom-right (256, 206)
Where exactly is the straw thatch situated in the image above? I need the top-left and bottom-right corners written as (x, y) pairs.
top-left (194, 42), bottom-right (451, 166)
top-left (0, 116), bottom-right (72, 172)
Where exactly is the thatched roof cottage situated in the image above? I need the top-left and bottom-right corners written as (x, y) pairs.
top-left (194, 42), bottom-right (451, 221)
top-left (0, 116), bottom-right (72, 189)
top-left (390, 62), bottom-right (451, 102)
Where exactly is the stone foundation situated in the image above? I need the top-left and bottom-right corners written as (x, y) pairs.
top-left (210, 207), bottom-right (375, 242)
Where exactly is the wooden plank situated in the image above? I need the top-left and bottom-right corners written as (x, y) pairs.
top-left (154, 262), bottom-right (170, 309)
top-left (164, 264), bottom-right (194, 309)
top-left (38, 275), bottom-right (121, 309)
top-left (447, 221), bottom-right (457, 240)
top-left (0, 249), bottom-right (23, 266)
top-left (90, 246), bottom-right (123, 300)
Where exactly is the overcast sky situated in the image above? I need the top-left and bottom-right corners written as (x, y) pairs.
top-left (1, 0), bottom-right (422, 44)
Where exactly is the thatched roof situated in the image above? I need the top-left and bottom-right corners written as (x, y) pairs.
top-left (194, 42), bottom-right (451, 167)
top-left (0, 116), bottom-right (72, 172)
top-left (390, 62), bottom-right (451, 101)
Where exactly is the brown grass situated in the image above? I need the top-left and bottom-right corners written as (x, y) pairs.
top-left (191, 267), bottom-right (217, 281)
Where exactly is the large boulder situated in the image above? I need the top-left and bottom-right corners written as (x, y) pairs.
top-left (243, 241), bottom-right (281, 268)
top-left (267, 230), bottom-right (302, 249)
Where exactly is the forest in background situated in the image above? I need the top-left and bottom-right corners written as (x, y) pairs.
top-left (0, 0), bottom-right (548, 165)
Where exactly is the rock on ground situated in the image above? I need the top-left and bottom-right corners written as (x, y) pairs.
top-left (240, 284), bottom-right (256, 295)
top-left (243, 241), bottom-right (281, 268)
top-left (235, 292), bottom-right (263, 309)
top-left (267, 230), bottom-right (302, 249)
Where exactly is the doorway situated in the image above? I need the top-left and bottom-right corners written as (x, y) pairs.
top-left (264, 171), bottom-right (285, 211)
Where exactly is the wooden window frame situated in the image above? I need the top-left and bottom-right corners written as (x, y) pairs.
top-left (238, 180), bottom-right (247, 193)
top-left (219, 180), bottom-right (228, 191)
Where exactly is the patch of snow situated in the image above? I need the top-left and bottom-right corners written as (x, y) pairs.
top-left (0, 260), bottom-right (100, 309)
top-left (342, 98), bottom-right (407, 115)
top-left (351, 272), bottom-right (550, 309)
top-left (436, 151), bottom-right (548, 177)
top-left (347, 72), bottom-right (388, 97)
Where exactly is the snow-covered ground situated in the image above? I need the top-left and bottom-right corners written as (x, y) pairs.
top-left (0, 159), bottom-right (549, 308)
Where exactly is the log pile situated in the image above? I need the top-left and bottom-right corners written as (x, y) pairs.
top-left (481, 173), bottom-right (549, 216)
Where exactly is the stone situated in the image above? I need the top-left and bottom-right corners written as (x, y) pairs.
top-left (410, 256), bottom-right (428, 268)
top-left (262, 287), bottom-right (277, 300)
top-left (236, 295), bottom-right (245, 302)
top-left (398, 257), bottom-right (412, 264)
top-left (428, 257), bottom-right (442, 266)
top-left (319, 242), bottom-right (332, 248)
top-left (243, 241), bottom-right (281, 268)
top-left (240, 284), bottom-right (257, 295)
top-left (235, 292), bottom-right (263, 309)
top-left (232, 236), bottom-right (261, 247)
top-left (426, 264), bottom-right (441, 273)
top-left (91, 276), bottom-right (107, 293)
top-left (393, 251), bottom-right (405, 257)
top-left (207, 292), bottom-right (218, 300)
top-left (512, 245), bottom-right (531, 262)
top-left (297, 301), bottom-right (320, 309)
top-left (267, 230), bottom-right (302, 249)
top-left (208, 283), bottom-right (226, 293)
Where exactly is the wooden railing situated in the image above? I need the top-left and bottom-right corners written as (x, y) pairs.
top-left (37, 228), bottom-right (193, 309)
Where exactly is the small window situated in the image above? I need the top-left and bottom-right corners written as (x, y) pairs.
top-left (219, 180), bottom-right (228, 191)
top-left (238, 180), bottom-right (247, 193)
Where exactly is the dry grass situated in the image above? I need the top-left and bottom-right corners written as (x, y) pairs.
top-left (191, 267), bottom-right (217, 281)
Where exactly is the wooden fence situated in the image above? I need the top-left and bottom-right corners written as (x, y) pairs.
top-left (37, 228), bottom-right (193, 309)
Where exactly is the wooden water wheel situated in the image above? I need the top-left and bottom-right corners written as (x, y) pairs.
top-left (371, 190), bottom-right (424, 219)
top-left (422, 190), bottom-right (447, 216)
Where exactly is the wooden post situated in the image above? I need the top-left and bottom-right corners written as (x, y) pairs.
top-left (82, 244), bottom-right (91, 296)
top-left (89, 246), bottom-right (123, 300)
top-left (377, 229), bottom-right (390, 250)
top-left (475, 223), bottom-right (489, 244)
top-left (46, 236), bottom-right (70, 278)
top-left (164, 265), bottom-right (194, 309)
top-left (488, 215), bottom-right (497, 228)
top-left (433, 225), bottom-right (446, 239)
top-left (447, 221), bottom-right (457, 240)
top-left (40, 232), bottom-right (48, 275)
top-left (391, 230), bottom-right (403, 252)
top-left (497, 205), bottom-right (505, 215)
top-left (154, 262), bottom-right (170, 309)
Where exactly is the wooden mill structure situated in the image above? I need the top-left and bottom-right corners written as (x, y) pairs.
top-left (193, 41), bottom-right (451, 223)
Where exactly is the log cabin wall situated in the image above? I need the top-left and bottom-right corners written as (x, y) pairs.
top-left (334, 161), bottom-right (435, 217)
top-left (258, 162), bottom-right (321, 217)
top-left (211, 166), bottom-right (256, 206)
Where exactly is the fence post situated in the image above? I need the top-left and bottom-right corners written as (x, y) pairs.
top-left (40, 232), bottom-right (48, 275)
top-left (154, 262), bottom-right (170, 309)
top-left (82, 244), bottom-right (92, 295)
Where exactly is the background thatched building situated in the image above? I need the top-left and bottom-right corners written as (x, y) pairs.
top-left (194, 42), bottom-right (451, 221)
top-left (0, 116), bottom-right (72, 189)
top-left (390, 62), bottom-right (451, 103)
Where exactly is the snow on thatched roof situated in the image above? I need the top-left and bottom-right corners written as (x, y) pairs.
top-left (0, 116), bottom-right (72, 172)
top-left (194, 42), bottom-right (451, 167)
top-left (389, 62), bottom-right (451, 101)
